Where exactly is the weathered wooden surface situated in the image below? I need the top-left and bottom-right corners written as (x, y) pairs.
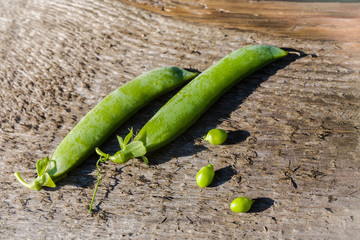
top-left (1, 0), bottom-right (359, 239)
top-left (126, 0), bottom-right (360, 42)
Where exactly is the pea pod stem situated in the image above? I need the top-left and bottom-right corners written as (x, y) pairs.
top-left (89, 129), bottom-right (147, 213)
top-left (89, 152), bottom-right (109, 213)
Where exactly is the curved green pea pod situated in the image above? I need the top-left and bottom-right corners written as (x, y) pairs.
top-left (230, 196), bottom-right (254, 213)
top-left (205, 129), bottom-right (228, 145)
top-left (102, 45), bottom-right (287, 163)
top-left (14, 67), bottom-right (198, 191)
top-left (196, 164), bottom-right (215, 187)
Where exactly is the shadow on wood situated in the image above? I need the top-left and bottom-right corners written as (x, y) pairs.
top-left (248, 197), bottom-right (275, 213)
top-left (209, 165), bottom-right (237, 188)
top-left (224, 130), bottom-right (251, 145)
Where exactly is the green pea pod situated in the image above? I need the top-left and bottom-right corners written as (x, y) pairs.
top-left (101, 45), bottom-right (287, 163)
top-left (14, 67), bottom-right (198, 191)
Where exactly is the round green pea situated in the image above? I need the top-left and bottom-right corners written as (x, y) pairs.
top-left (204, 129), bottom-right (227, 145)
top-left (196, 164), bottom-right (215, 187)
top-left (230, 197), bottom-right (254, 213)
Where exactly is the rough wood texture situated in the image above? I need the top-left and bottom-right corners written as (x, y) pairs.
top-left (126, 0), bottom-right (360, 42)
top-left (1, 0), bottom-right (359, 239)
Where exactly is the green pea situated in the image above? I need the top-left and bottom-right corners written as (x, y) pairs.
top-left (205, 129), bottom-right (227, 145)
top-left (196, 164), bottom-right (215, 187)
top-left (230, 197), bottom-right (254, 213)
top-left (14, 67), bottom-right (197, 191)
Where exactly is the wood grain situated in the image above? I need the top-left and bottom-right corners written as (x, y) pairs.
top-left (0, 0), bottom-right (359, 239)
top-left (124, 0), bottom-right (360, 42)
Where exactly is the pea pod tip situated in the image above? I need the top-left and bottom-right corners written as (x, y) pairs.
top-left (270, 46), bottom-right (288, 59)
